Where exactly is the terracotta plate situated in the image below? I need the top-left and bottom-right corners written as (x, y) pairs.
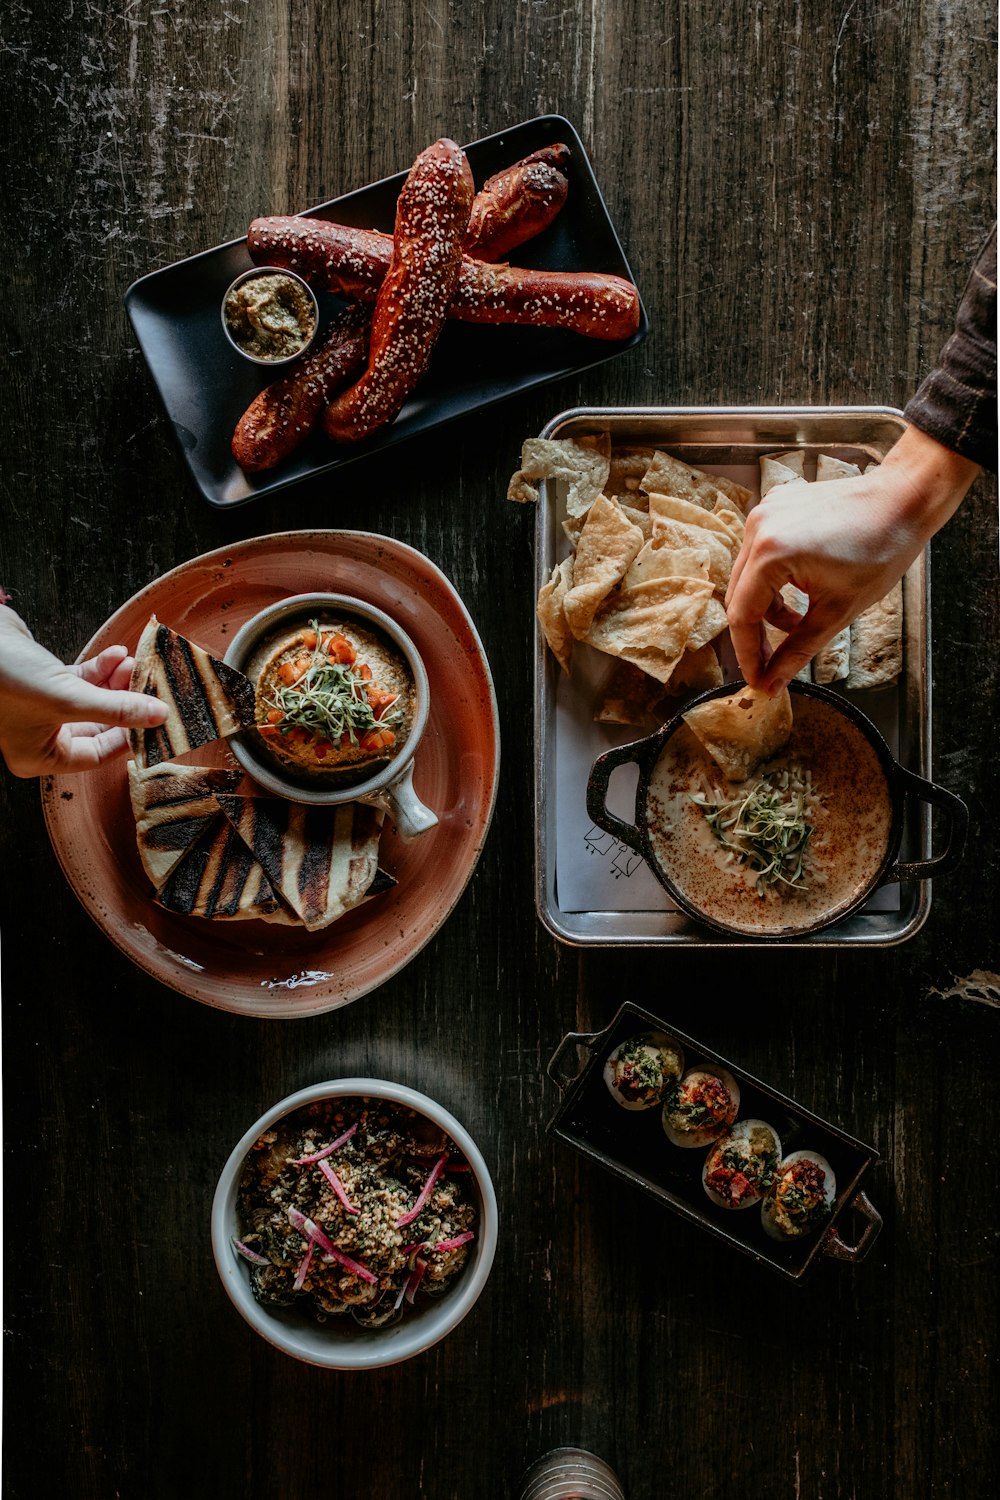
top-left (41, 531), bottom-right (500, 1017)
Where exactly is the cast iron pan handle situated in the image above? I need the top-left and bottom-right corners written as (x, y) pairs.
top-left (546, 1030), bottom-right (601, 1092)
top-left (585, 740), bottom-right (648, 855)
top-left (886, 765), bottom-right (969, 883)
top-left (822, 1191), bottom-right (883, 1263)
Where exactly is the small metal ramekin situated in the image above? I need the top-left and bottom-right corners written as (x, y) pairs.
top-left (220, 265), bottom-right (319, 366)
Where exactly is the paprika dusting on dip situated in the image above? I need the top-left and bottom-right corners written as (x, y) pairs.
top-left (255, 617), bottom-right (416, 781)
top-left (646, 694), bottom-right (893, 937)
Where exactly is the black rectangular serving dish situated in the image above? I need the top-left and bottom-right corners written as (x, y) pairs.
top-left (125, 115), bottom-right (649, 509)
top-left (547, 1000), bottom-right (882, 1282)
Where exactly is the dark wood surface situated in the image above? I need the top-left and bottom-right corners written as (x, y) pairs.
top-left (2, 3), bottom-right (997, 1497)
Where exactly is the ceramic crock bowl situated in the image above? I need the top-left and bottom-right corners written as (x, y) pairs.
top-left (224, 592), bottom-right (437, 838)
top-left (211, 1079), bottom-right (498, 1370)
top-left (586, 680), bottom-right (967, 940)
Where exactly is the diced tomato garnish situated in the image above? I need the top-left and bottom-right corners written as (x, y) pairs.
top-left (278, 657), bottom-right (310, 686)
top-left (328, 633), bottom-right (356, 665)
top-left (266, 707), bottom-right (285, 725)
top-left (360, 729), bottom-right (396, 753)
top-left (372, 691), bottom-right (399, 719)
top-left (286, 727), bottom-right (310, 746)
top-left (258, 724), bottom-right (280, 739)
top-left (300, 629), bottom-right (318, 649)
top-left (358, 662), bottom-right (373, 681)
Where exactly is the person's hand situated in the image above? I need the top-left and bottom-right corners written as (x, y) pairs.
top-left (725, 425), bottom-right (981, 693)
top-left (0, 606), bottom-right (168, 778)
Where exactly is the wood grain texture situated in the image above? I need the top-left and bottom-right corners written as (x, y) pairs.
top-left (1, 2), bottom-right (997, 1498)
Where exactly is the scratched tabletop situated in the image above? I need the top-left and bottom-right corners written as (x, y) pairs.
top-left (2, 3), bottom-right (998, 1497)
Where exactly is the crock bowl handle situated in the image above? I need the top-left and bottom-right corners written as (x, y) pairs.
top-left (585, 740), bottom-right (649, 855)
top-left (886, 765), bottom-right (968, 882)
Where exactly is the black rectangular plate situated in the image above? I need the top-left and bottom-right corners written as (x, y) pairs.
top-left (125, 115), bottom-right (649, 509)
top-left (548, 1001), bottom-right (879, 1281)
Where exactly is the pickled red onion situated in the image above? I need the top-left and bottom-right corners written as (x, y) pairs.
top-left (395, 1152), bottom-right (448, 1227)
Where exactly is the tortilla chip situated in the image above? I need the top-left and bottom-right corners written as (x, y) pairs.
top-left (646, 492), bottom-right (740, 551)
top-left (816, 453), bottom-right (861, 482)
top-left (760, 449), bottom-right (805, 497)
top-left (507, 434), bottom-right (611, 516)
top-left (536, 556), bottom-right (575, 673)
top-left (682, 686), bottom-right (793, 782)
top-left (624, 539), bottom-right (711, 589)
top-left (847, 581), bottom-right (903, 688)
top-left (711, 501), bottom-right (747, 548)
top-left (686, 596), bottom-right (730, 651)
top-left (618, 503), bottom-right (655, 539)
top-left (593, 660), bottom-right (665, 726)
top-left (813, 627), bottom-right (851, 684)
top-left (607, 448), bottom-right (655, 496)
top-left (563, 496), bottom-right (645, 640)
top-left (647, 510), bottom-right (734, 593)
top-left (587, 576), bottom-right (715, 683)
top-left (665, 644), bottom-right (724, 695)
top-left (641, 451), bottom-right (725, 511)
top-left (641, 452), bottom-right (753, 516)
top-left (711, 472), bottom-right (754, 516)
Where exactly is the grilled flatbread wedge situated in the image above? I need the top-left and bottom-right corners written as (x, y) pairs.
top-left (129, 616), bottom-right (256, 768)
top-left (155, 814), bottom-right (289, 921)
top-left (128, 759), bottom-right (243, 888)
top-left (215, 795), bottom-right (385, 931)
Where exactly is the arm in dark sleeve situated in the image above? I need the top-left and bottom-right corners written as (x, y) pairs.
top-left (904, 225), bottom-right (997, 472)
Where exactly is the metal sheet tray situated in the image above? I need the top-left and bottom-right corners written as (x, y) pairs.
top-left (547, 1001), bottom-right (882, 1283)
top-left (533, 405), bottom-right (930, 947)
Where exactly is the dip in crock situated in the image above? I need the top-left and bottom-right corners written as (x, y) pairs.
top-left (255, 617), bottom-right (416, 783)
top-left (645, 694), bottom-right (893, 936)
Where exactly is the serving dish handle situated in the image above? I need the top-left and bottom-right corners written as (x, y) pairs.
top-left (585, 740), bottom-right (649, 854)
top-left (886, 767), bottom-right (968, 883)
top-left (822, 1191), bottom-right (883, 1263)
top-left (547, 1029), bottom-right (602, 1092)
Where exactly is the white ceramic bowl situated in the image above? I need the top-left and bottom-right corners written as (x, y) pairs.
top-left (211, 1079), bottom-right (498, 1369)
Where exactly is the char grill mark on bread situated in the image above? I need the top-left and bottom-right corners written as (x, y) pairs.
top-left (129, 616), bottom-right (256, 767)
top-left (128, 760), bottom-right (243, 887)
top-left (155, 816), bottom-right (285, 921)
top-left (464, 144), bottom-right (570, 260)
top-left (247, 219), bottom-right (640, 342)
top-left (323, 138), bottom-right (475, 444)
top-left (215, 795), bottom-right (384, 930)
top-left (232, 306), bottom-right (370, 472)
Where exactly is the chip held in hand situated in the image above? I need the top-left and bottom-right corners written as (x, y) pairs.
top-left (681, 686), bottom-right (793, 782)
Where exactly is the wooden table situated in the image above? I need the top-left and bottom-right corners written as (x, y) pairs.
top-left (2, 3), bottom-right (997, 1496)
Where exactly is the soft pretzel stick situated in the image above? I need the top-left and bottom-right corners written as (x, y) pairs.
top-left (324, 138), bottom-right (474, 444)
top-left (464, 144), bottom-right (570, 259)
top-left (231, 305), bottom-right (370, 472)
top-left (248, 216), bottom-right (640, 341)
top-left (233, 147), bottom-right (566, 472)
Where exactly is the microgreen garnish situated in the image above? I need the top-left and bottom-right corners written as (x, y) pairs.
top-left (690, 772), bottom-right (815, 896)
top-left (266, 619), bottom-right (403, 744)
